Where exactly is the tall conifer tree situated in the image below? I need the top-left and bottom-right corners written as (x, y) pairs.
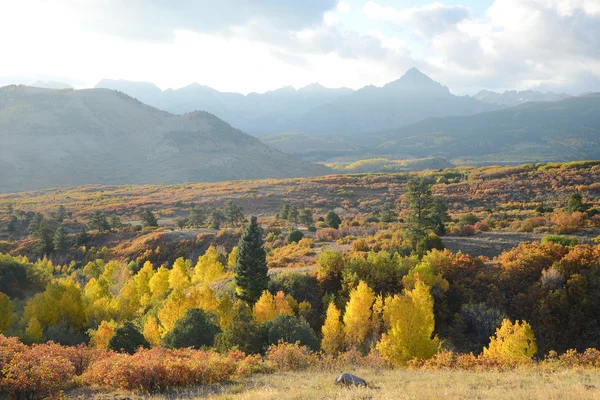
top-left (234, 216), bottom-right (269, 304)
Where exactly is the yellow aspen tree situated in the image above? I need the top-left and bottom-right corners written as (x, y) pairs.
top-left (377, 281), bottom-right (439, 366)
top-left (298, 301), bottom-right (313, 322)
top-left (193, 246), bottom-right (225, 284)
top-left (0, 293), bottom-right (13, 333)
top-left (149, 266), bottom-right (170, 300)
top-left (343, 280), bottom-right (375, 347)
top-left (188, 284), bottom-right (218, 312)
top-left (90, 320), bottom-right (118, 349)
top-left (285, 294), bottom-right (299, 314)
top-left (371, 294), bottom-right (385, 343)
top-left (143, 316), bottom-right (162, 347)
top-left (158, 289), bottom-right (190, 334)
top-left (321, 302), bottom-right (345, 354)
top-left (134, 261), bottom-right (155, 310)
top-left (26, 317), bottom-right (43, 343)
top-left (273, 291), bottom-right (294, 317)
top-left (217, 293), bottom-right (234, 329)
top-left (253, 290), bottom-right (276, 323)
top-left (169, 257), bottom-right (191, 291)
top-left (483, 319), bottom-right (537, 362)
top-left (227, 246), bottom-right (238, 270)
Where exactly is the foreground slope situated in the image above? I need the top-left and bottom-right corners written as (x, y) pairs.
top-left (0, 85), bottom-right (329, 192)
top-left (371, 93), bottom-right (600, 163)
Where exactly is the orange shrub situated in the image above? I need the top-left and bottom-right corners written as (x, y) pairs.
top-left (552, 212), bottom-right (585, 234)
top-left (1, 341), bottom-right (75, 399)
top-left (449, 224), bottom-right (476, 236)
top-left (265, 342), bottom-right (318, 371)
top-left (315, 228), bottom-right (340, 242)
top-left (473, 220), bottom-right (490, 232)
top-left (81, 347), bottom-right (240, 392)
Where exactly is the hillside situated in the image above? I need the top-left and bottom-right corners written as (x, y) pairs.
top-left (370, 94), bottom-right (600, 163)
top-left (97, 69), bottom-right (497, 137)
top-left (96, 80), bottom-right (354, 136)
top-left (0, 85), bottom-right (330, 193)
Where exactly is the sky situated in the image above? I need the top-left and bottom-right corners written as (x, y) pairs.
top-left (1, 0), bottom-right (600, 95)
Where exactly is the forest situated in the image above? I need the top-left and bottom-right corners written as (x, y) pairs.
top-left (1, 161), bottom-right (600, 399)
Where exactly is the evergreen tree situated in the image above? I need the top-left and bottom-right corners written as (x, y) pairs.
top-left (88, 210), bottom-right (110, 232)
top-left (380, 202), bottom-right (397, 222)
top-left (141, 209), bottom-right (158, 227)
top-left (28, 212), bottom-right (44, 236)
top-left (110, 215), bottom-right (123, 230)
top-left (405, 177), bottom-right (449, 243)
top-left (56, 205), bottom-right (67, 223)
top-left (565, 191), bottom-right (588, 213)
top-left (279, 203), bottom-right (290, 220)
top-left (214, 300), bottom-right (266, 354)
top-left (108, 321), bottom-right (150, 354)
top-left (288, 205), bottom-right (299, 225)
top-left (35, 219), bottom-right (54, 254)
top-left (53, 224), bottom-right (69, 253)
top-left (326, 211), bottom-right (342, 229)
top-left (299, 208), bottom-right (313, 227)
top-left (188, 206), bottom-right (206, 228)
top-left (76, 226), bottom-right (89, 246)
top-left (161, 308), bottom-right (221, 349)
top-left (209, 209), bottom-right (225, 230)
top-left (223, 201), bottom-right (244, 227)
top-left (234, 216), bottom-right (269, 304)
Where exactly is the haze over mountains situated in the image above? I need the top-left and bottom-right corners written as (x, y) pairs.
top-left (0, 85), bottom-right (329, 193)
top-left (96, 68), bottom-right (571, 138)
top-left (1, 68), bottom-right (598, 192)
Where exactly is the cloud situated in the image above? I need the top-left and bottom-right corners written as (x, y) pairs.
top-left (363, 1), bottom-right (471, 37)
top-left (66, 0), bottom-right (338, 41)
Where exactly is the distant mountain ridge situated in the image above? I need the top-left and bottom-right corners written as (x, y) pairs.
top-left (474, 89), bottom-right (571, 107)
top-left (96, 69), bottom-right (576, 138)
top-left (368, 93), bottom-right (600, 163)
top-left (0, 85), bottom-right (330, 193)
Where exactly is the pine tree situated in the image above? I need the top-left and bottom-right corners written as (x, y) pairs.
top-left (224, 201), bottom-right (244, 227)
top-left (321, 301), bottom-right (344, 354)
top-left (234, 216), bottom-right (269, 304)
top-left (53, 224), bottom-right (69, 253)
top-left (141, 209), bottom-right (158, 227)
top-left (326, 211), bottom-right (341, 229)
top-left (88, 210), bottom-right (110, 232)
top-left (76, 226), bottom-right (88, 246)
top-left (279, 203), bottom-right (290, 220)
top-left (188, 206), bottom-right (206, 228)
top-left (343, 281), bottom-right (375, 348)
top-left (110, 215), bottom-right (123, 230)
top-left (56, 205), bottom-right (67, 223)
top-left (209, 209), bottom-right (225, 230)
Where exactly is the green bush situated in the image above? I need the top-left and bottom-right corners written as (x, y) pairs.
top-left (108, 322), bottom-right (150, 354)
top-left (287, 229), bottom-right (304, 244)
top-left (541, 235), bottom-right (580, 247)
top-left (266, 315), bottom-right (320, 351)
top-left (162, 308), bottom-right (221, 349)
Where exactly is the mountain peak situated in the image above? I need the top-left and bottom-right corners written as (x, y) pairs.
top-left (383, 68), bottom-right (450, 95)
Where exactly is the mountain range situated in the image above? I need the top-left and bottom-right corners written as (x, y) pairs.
top-left (0, 85), bottom-right (329, 193)
top-left (96, 68), bottom-right (571, 137)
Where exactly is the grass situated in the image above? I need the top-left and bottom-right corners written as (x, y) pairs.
top-left (65, 369), bottom-right (600, 399)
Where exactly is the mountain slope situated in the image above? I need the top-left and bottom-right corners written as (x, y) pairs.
top-left (0, 85), bottom-right (330, 193)
top-left (370, 94), bottom-right (600, 163)
top-left (282, 68), bottom-right (496, 136)
top-left (95, 80), bottom-right (354, 136)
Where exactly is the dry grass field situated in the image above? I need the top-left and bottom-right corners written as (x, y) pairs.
top-left (65, 369), bottom-right (600, 400)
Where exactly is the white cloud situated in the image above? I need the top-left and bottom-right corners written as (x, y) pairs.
top-left (363, 1), bottom-right (471, 37)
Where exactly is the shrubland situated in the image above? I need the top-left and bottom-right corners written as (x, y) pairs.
top-left (0, 162), bottom-right (599, 398)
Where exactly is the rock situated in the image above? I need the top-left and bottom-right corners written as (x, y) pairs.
top-left (335, 372), bottom-right (367, 387)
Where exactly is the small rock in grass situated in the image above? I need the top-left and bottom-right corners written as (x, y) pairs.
top-left (335, 373), bottom-right (367, 387)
